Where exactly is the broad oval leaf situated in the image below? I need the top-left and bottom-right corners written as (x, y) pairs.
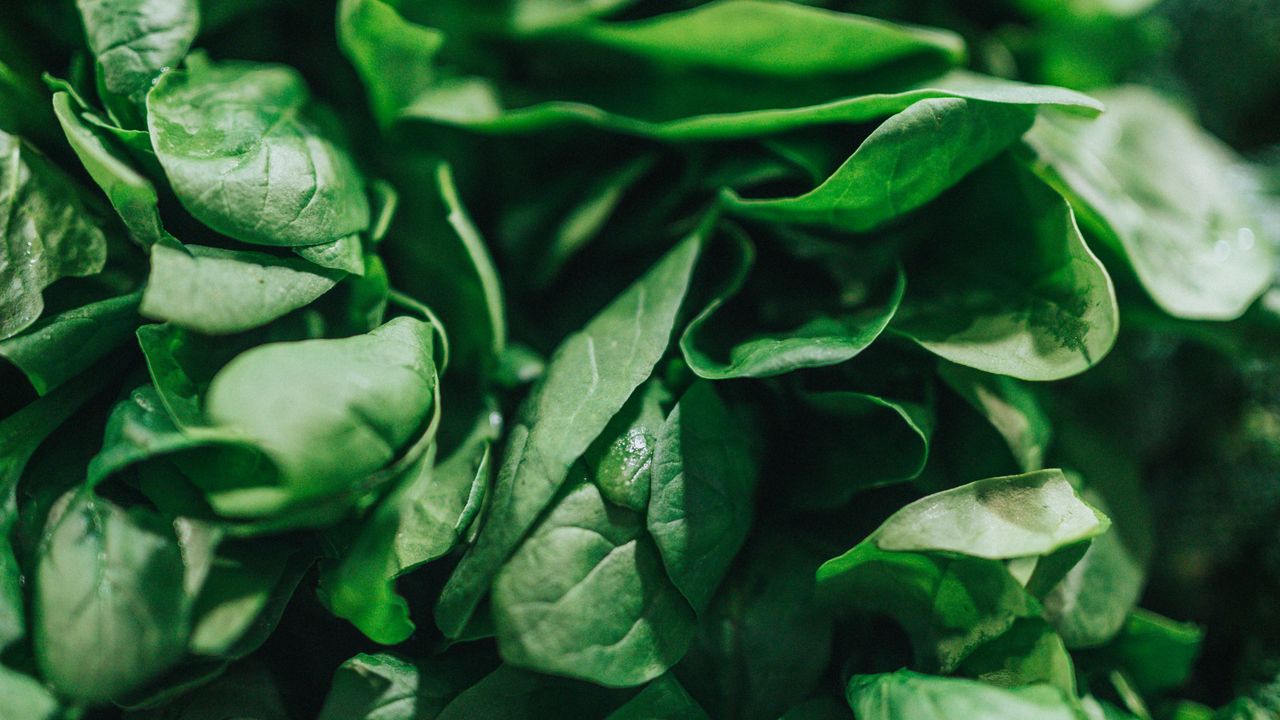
top-left (140, 244), bottom-right (344, 335)
top-left (892, 153), bottom-right (1118, 381)
top-left (34, 493), bottom-right (189, 704)
top-left (75, 0), bottom-right (198, 103)
top-left (1025, 87), bottom-right (1273, 320)
top-left (847, 670), bottom-right (1086, 720)
top-left (0, 291), bottom-right (141, 395)
top-left (874, 469), bottom-right (1110, 560)
top-left (492, 480), bottom-right (697, 687)
top-left (203, 316), bottom-right (438, 516)
top-left (0, 130), bottom-right (108, 340)
top-left (436, 224), bottom-right (705, 637)
top-left (147, 61), bottom-right (370, 246)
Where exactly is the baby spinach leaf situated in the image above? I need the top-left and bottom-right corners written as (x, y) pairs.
top-left (873, 469), bottom-right (1109, 559)
top-left (846, 670), bottom-right (1087, 720)
top-left (317, 652), bottom-right (481, 720)
top-left (75, 0), bottom-right (199, 105)
top-left (892, 153), bottom-right (1118, 381)
top-left (202, 316), bottom-right (437, 516)
top-left (52, 92), bottom-right (176, 247)
top-left (136, 322), bottom-right (266, 428)
top-left (491, 479), bottom-right (698, 687)
top-left (0, 290), bottom-right (141, 395)
top-left (723, 99), bottom-right (1036, 232)
top-left (585, 380), bottom-right (668, 512)
top-left (1025, 87), bottom-right (1273, 321)
top-left (34, 493), bottom-right (190, 704)
top-left (1075, 610), bottom-right (1202, 698)
top-left (0, 129), bottom-right (108, 340)
top-left (957, 617), bottom-right (1076, 692)
top-left (647, 382), bottom-right (757, 611)
top-left (147, 61), bottom-right (370, 247)
top-left (680, 230), bottom-right (905, 379)
top-left (140, 244), bottom-right (344, 335)
top-left (938, 361), bottom-right (1051, 472)
top-left (188, 542), bottom-right (304, 657)
top-left (338, 0), bottom-right (446, 127)
top-left (436, 224), bottom-right (705, 637)
top-left (0, 665), bottom-right (61, 720)
top-left (435, 663), bottom-right (626, 719)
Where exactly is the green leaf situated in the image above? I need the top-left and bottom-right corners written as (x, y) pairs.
top-left (188, 542), bottom-right (304, 657)
top-left (846, 670), bottom-right (1087, 720)
top-left (34, 493), bottom-right (190, 704)
top-left (140, 244), bottom-right (343, 335)
top-left (136, 322), bottom-right (265, 429)
top-left (938, 361), bottom-right (1051, 472)
top-left (435, 664), bottom-right (624, 719)
top-left (586, 380), bottom-right (668, 512)
top-left (75, 0), bottom-right (199, 104)
top-left (819, 544), bottom-right (1041, 671)
top-left (0, 290), bottom-right (141, 395)
top-left (0, 129), bottom-right (108, 340)
top-left (435, 224), bottom-right (705, 637)
top-left (680, 231), bottom-right (905, 379)
top-left (202, 316), bottom-right (438, 517)
top-left (295, 234), bottom-right (366, 275)
top-left (147, 61), bottom-right (370, 246)
top-left (1025, 87), bottom-right (1273, 321)
top-left (52, 92), bottom-right (176, 247)
top-left (379, 162), bottom-right (505, 375)
top-left (873, 469), bottom-right (1109, 560)
top-left (646, 382), bottom-right (757, 611)
top-left (400, 68), bottom-right (1100, 140)
top-left (676, 534), bottom-right (834, 720)
top-left (337, 0), bottom-right (445, 127)
top-left (723, 98), bottom-right (1035, 231)
top-left (957, 618), bottom-right (1076, 692)
top-left (316, 652), bottom-right (487, 720)
top-left (605, 673), bottom-right (709, 720)
top-left (0, 665), bottom-right (61, 720)
top-left (492, 479), bottom-right (697, 686)
top-left (1077, 610), bottom-right (1202, 698)
top-left (892, 153), bottom-right (1118, 381)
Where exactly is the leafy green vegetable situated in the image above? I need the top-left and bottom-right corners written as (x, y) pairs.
top-left (147, 61), bottom-right (370, 246)
top-left (0, 129), bottom-right (108, 340)
top-left (75, 0), bottom-right (199, 105)
top-left (847, 670), bottom-right (1086, 719)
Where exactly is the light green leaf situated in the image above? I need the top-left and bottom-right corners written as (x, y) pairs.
top-left (1026, 87), bottom-right (1271, 320)
top-left (338, 0), bottom-right (445, 127)
top-left (892, 153), bottom-right (1118, 381)
top-left (0, 129), bottom-right (108, 340)
top-left (847, 670), bottom-right (1087, 720)
top-left (203, 317), bottom-right (438, 516)
top-left (0, 666), bottom-right (61, 720)
top-left (52, 92), bottom-right (175, 247)
top-left (147, 61), bottom-right (370, 246)
top-left (75, 0), bottom-right (198, 103)
top-left (436, 224), bottom-right (705, 637)
top-left (34, 493), bottom-right (189, 704)
top-left (140, 244), bottom-right (343, 335)
top-left (295, 234), bottom-right (366, 275)
top-left (874, 469), bottom-right (1109, 559)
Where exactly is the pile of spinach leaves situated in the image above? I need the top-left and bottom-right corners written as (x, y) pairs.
top-left (1, 0), bottom-right (1278, 717)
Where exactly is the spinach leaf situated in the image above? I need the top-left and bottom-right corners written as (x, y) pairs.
top-left (723, 99), bottom-right (1036, 232)
top-left (647, 382), bottom-right (757, 611)
top-left (680, 229), bottom-right (905, 379)
top-left (147, 61), bottom-right (370, 246)
top-left (1026, 87), bottom-right (1273, 321)
top-left (52, 92), bottom-right (176, 247)
top-left (33, 492), bottom-right (190, 703)
top-left (938, 361), bottom-right (1051, 472)
top-left (892, 153), bottom-right (1118, 381)
top-left (0, 665), bottom-right (61, 720)
top-left (435, 224), bottom-right (705, 637)
top-left (847, 670), bottom-right (1086, 720)
top-left (0, 129), bottom-right (109, 340)
top-left (0, 290), bottom-right (141, 395)
top-left (140, 244), bottom-right (343, 335)
top-left (75, 0), bottom-right (199, 105)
